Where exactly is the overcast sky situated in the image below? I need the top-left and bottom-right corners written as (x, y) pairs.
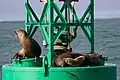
top-left (0, 0), bottom-right (120, 21)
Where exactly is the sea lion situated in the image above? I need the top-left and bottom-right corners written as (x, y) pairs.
top-left (52, 52), bottom-right (103, 67)
top-left (13, 29), bottom-right (41, 59)
top-left (52, 52), bottom-right (85, 67)
top-left (87, 53), bottom-right (103, 66)
top-left (63, 56), bottom-right (85, 66)
top-left (52, 52), bottom-right (72, 67)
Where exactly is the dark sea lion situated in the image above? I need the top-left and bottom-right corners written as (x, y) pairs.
top-left (52, 52), bottom-right (85, 67)
top-left (53, 52), bottom-right (103, 67)
top-left (13, 29), bottom-right (41, 59)
top-left (87, 53), bottom-right (103, 66)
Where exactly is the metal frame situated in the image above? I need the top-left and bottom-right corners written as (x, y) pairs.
top-left (25, 0), bottom-right (94, 67)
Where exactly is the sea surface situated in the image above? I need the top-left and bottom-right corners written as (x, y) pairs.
top-left (0, 18), bottom-right (120, 80)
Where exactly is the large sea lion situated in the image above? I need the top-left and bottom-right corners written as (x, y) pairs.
top-left (52, 52), bottom-right (103, 67)
top-left (52, 52), bottom-right (84, 67)
top-left (13, 29), bottom-right (41, 59)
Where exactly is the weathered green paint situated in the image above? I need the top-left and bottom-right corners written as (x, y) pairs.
top-left (2, 63), bottom-right (116, 80)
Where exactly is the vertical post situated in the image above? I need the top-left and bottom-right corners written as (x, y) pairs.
top-left (68, 5), bottom-right (71, 51)
top-left (65, 1), bottom-right (70, 50)
top-left (91, 0), bottom-right (94, 53)
top-left (48, 0), bottom-right (51, 66)
top-left (47, 0), bottom-right (54, 66)
top-left (25, 0), bottom-right (29, 32)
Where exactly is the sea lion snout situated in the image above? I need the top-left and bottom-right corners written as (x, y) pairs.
top-left (13, 30), bottom-right (17, 34)
top-left (13, 30), bottom-right (21, 35)
top-left (14, 29), bottom-right (28, 38)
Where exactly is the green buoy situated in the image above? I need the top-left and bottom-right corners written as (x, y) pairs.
top-left (2, 0), bottom-right (117, 80)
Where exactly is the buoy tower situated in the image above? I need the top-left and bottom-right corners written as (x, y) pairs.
top-left (2, 0), bottom-right (117, 80)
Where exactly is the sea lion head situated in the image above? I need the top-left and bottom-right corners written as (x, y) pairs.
top-left (63, 58), bottom-right (74, 65)
top-left (63, 56), bottom-right (85, 66)
top-left (14, 29), bottom-right (28, 40)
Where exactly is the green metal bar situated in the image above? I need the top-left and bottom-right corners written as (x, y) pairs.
top-left (68, 4), bottom-right (79, 22)
top-left (42, 26), bottom-right (49, 43)
top-left (25, 0), bottom-right (29, 23)
top-left (83, 11), bottom-right (91, 23)
top-left (25, 0), bottom-right (30, 34)
top-left (71, 2), bottom-right (77, 40)
top-left (90, 0), bottom-right (94, 53)
top-left (81, 26), bottom-right (91, 42)
top-left (26, 3), bottom-right (39, 22)
top-left (26, 22), bottom-right (50, 26)
top-left (68, 3), bottom-right (92, 43)
top-left (30, 26), bottom-right (39, 37)
top-left (52, 30), bottom-right (63, 44)
top-left (25, 25), bottom-right (29, 34)
top-left (52, 25), bottom-right (66, 44)
top-left (47, 0), bottom-right (52, 66)
top-left (52, 2), bottom-right (66, 23)
top-left (25, 11), bottom-right (29, 23)
top-left (84, 26), bottom-right (91, 38)
top-left (69, 2), bottom-right (94, 45)
top-left (54, 4), bottom-right (65, 23)
top-left (28, 24), bottom-right (33, 36)
top-left (80, 3), bottom-right (92, 23)
top-left (37, 3), bottom-right (51, 45)
top-left (68, 4), bottom-right (79, 35)
top-left (39, 3), bottom-right (49, 23)
top-left (50, 0), bottom-right (55, 65)
top-left (29, 14), bottom-right (34, 22)
top-left (83, 11), bottom-right (91, 38)
top-left (25, 3), bottom-right (34, 23)
top-left (39, 25), bottom-right (49, 44)
top-left (26, 23), bottom-right (91, 26)
top-left (25, 4), bottom-right (34, 23)
top-left (53, 23), bottom-right (91, 27)
top-left (25, 3), bottom-right (37, 37)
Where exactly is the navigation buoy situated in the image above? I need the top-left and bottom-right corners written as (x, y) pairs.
top-left (2, 0), bottom-right (116, 80)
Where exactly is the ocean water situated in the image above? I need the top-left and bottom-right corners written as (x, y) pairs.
top-left (0, 18), bottom-right (120, 80)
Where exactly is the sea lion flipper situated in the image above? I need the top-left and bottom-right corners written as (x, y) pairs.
top-left (13, 53), bottom-right (19, 59)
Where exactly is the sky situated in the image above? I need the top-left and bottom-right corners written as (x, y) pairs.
top-left (0, 0), bottom-right (120, 21)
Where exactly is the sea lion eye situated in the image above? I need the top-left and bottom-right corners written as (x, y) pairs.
top-left (67, 60), bottom-right (69, 63)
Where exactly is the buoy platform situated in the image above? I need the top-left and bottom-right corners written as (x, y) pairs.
top-left (2, 58), bottom-right (116, 80)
